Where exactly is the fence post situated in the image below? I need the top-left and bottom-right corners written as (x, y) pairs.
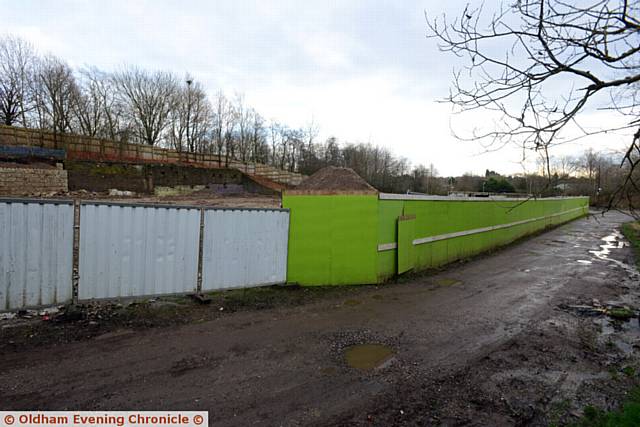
top-left (196, 207), bottom-right (205, 293)
top-left (72, 199), bottom-right (81, 304)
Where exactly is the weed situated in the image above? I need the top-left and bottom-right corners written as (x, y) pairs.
top-left (608, 308), bottom-right (635, 321)
top-left (566, 387), bottom-right (640, 427)
top-left (621, 221), bottom-right (640, 267)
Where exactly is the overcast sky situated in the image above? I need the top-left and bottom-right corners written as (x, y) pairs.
top-left (0, 0), bottom-right (632, 176)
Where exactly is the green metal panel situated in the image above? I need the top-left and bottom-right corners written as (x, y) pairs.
top-left (285, 194), bottom-right (588, 286)
top-left (397, 215), bottom-right (415, 274)
top-left (378, 196), bottom-right (589, 277)
top-left (377, 200), bottom-right (404, 281)
top-left (283, 194), bottom-right (379, 286)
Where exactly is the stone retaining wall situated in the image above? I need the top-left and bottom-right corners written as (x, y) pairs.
top-left (0, 165), bottom-right (68, 196)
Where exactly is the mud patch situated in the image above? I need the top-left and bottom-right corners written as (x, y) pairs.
top-left (436, 278), bottom-right (462, 286)
top-left (343, 299), bottom-right (361, 307)
top-left (320, 366), bottom-right (339, 376)
top-left (344, 344), bottom-right (394, 370)
top-left (169, 354), bottom-right (217, 377)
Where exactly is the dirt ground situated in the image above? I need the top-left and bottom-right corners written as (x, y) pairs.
top-left (56, 190), bottom-right (282, 209)
top-left (1, 211), bottom-right (639, 426)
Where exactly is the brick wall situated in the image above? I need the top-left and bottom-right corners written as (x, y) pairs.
top-left (0, 165), bottom-right (68, 196)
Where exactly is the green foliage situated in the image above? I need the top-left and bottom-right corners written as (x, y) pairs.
top-left (566, 387), bottom-right (640, 427)
top-left (481, 177), bottom-right (516, 193)
top-left (621, 221), bottom-right (640, 267)
top-left (608, 308), bottom-right (635, 320)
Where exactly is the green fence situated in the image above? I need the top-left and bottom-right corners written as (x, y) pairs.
top-left (283, 193), bottom-right (589, 286)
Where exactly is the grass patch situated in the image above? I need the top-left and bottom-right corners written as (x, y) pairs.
top-left (621, 221), bottom-right (640, 267)
top-left (608, 308), bottom-right (635, 320)
top-left (566, 387), bottom-right (640, 427)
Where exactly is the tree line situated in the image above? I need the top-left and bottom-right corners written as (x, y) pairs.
top-left (443, 149), bottom-right (636, 207)
top-left (0, 35), bottom-right (416, 189)
top-left (1, 34), bottom-right (635, 198)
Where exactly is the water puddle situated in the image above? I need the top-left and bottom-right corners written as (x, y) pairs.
top-left (371, 294), bottom-right (384, 300)
top-left (344, 344), bottom-right (394, 370)
top-left (576, 260), bottom-right (592, 265)
top-left (588, 230), bottom-right (638, 277)
top-left (436, 278), bottom-right (463, 286)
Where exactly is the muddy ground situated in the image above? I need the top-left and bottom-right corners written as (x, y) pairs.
top-left (1, 211), bottom-right (639, 426)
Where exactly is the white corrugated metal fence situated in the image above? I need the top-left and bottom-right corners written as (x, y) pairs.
top-left (79, 203), bottom-right (201, 300)
top-left (0, 200), bottom-right (74, 310)
top-left (202, 208), bottom-right (289, 291)
top-left (0, 199), bottom-right (290, 311)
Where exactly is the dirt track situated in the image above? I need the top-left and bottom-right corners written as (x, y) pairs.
top-left (1, 211), bottom-right (639, 426)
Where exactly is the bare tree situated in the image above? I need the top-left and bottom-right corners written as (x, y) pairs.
top-left (113, 67), bottom-right (178, 146)
top-left (269, 120), bottom-right (281, 167)
top-left (551, 154), bottom-right (579, 178)
top-left (73, 68), bottom-right (111, 138)
top-left (0, 36), bottom-right (35, 126)
top-left (429, 0), bottom-right (640, 208)
top-left (212, 91), bottom-right (234, 165)
top-left (33, 55), bottom-right (80, 134)
top-left (187, 84), bottom-right (213, 154)
top-left (234, 93), bottom-right (253, 163)
top-left (72, 68), bottom-right (127, 141)
top-left (250, 109), bottom-right (266, 163)
top-left (169, 77), bottom-right (212, 153)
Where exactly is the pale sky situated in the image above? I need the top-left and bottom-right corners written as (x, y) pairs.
top-left (0, 0), bottom-right (632, 176)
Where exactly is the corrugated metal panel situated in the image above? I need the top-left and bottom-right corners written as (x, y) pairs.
top-left (202, 209), bottom-right (289, 290)
top-left (79, 203), bottom-right (200, 300)
top-left (0, 200), bottom-right (73, 310)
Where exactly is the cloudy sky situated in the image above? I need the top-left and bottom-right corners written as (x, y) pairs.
top-left (0, 0), bottom-right (632, 176)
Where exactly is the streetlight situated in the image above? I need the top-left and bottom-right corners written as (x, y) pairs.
top-left (186, 79), bottom-right (193, 152)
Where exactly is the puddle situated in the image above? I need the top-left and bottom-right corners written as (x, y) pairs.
top-left (576, 260), bottom-right (592, 265)
top-left (371, 294), bottom-right (384, 300)
top-left (343, 299), bottom-right (361, 307)
top-left (344, 344), bottom-right (394, 370)
top-left (588, 230), bottom-right (638, 277)
top-left (436, 278), bottom-right (463, 286)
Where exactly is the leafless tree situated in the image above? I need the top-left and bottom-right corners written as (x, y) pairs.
top-left (169, 77), bottom-right (212, 153)
top-left (33, 55), bottom-right (80, 134)
top-left (249, 109), bottom-right (266, 163)
top-left (113, 67), bottom-right (178, 146)
top-left (73, 68), bottom-right (110, 138)
top-left (0, 36), bottom-right (36, 126)
top-left (429, 0), bottom-right (640, 209)
top-left (269, 120), bottom-right (282, 167)
top-left (550, 154), bottom-right (579, 178)
top-left (212, 91), bottom-right (234, 165)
